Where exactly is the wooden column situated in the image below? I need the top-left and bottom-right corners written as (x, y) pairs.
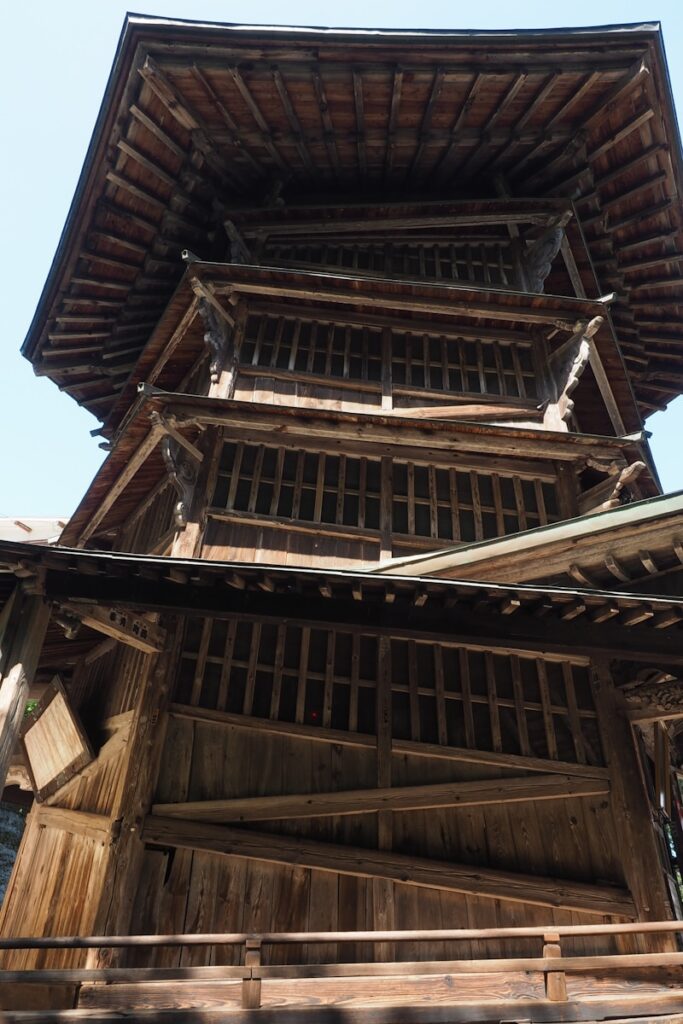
top-left (591, 659), bottom-right (676, 950)
top-left (374, 636), bottom-right (395, 958)
top-left (0, 590), bottom-right (50, 793)
top-left (86, 617), bottom-right (183, 968)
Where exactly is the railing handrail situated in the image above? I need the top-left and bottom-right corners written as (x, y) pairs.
top-left (0, 919), bottom-right (682, 949)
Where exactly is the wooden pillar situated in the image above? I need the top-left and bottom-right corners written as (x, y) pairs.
top-left (591, 658), bottom-right (676, 949)
top-left (374, 636), bottom-right (394, 959)
top-left (86, 617), bottom-right (183, 968)
top-left (0, 590), bottom-right (50, 793)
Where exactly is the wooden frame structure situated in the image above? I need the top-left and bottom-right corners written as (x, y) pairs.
top-left (2, 13), bottom-right (683, 1022)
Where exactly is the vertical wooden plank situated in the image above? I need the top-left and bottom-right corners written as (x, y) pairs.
top-left (190, 618), bottom-right (213, 707)
top-left (358, 457), bottom-right (367, 529)
top-left (511, 344), bottom-right (527, 398)
top-left (470, 472), bottom-right (484, 541)
top-left (335, 456), bottom-right (347, 526)
top-left (313, 453), bottom-right (326, 523)
top-left (459, 648), bottom-right (476, 749)
top-left (512, 475), bottom-right (528, 531)
top-left (269, 625), bottom-right (287, 719)
top-left (247, 445), bottom-right (265, 513)
top-left (407, 462), bottom-right (416, 535)
top-left (485, 652), bottom-right (502, 752)
top-left (381, 328), bottom-right (392, 411)
top-left (322, 631), bottom-right (336, 729)
top-left (491, 473), bottom-right (506, 537)
top-left (449, 469), bottom-right (461, 542)
top-left (291, 449), bottom-right (305, 520)
top-left (562, 662), bottom-right (587, 764)
top-left (288, 319), bottom-right (301, 371)
top-left (380, 457), bottom-right (393, 561)
top-left (428, 466), bottom-right (439, 539)
top-left (295, 628), bottom-right (311, 724)
top-left (407, 641), bottom-right (420, 742)
top-left (349, 633), bottom-right (361, 734)
top-left (243, 623), bottom-right (262, 716)
top-left (217, 620), bottom-right (238, 712)
top-left (511, 655), bottom-right (531, 756)
top-left (374, 636), bottom-right (394, 960)
top-left (226, 443), bottom-right (244, 511)
top-left (536, 659), bottom-right (559, 760)
top-left (433, 646), bottom-right (448, 746)
top-left (270, 447), bottom-right (286, 517)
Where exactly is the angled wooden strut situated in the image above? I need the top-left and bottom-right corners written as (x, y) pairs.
top-left (143, 816), bottom-right (635, 917)
top-left (152, 773), bottom-right (610, 823)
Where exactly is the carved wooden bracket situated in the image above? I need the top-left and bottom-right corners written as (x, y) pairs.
top-left (542, 316), bottom-right (602, 429)
top-left (161, 434), bottom-right (200, 528)
top-left (519, 213), bottom-right (571, 293)
top-left (599, 461), bottom-right (646, 511)
top-left (198, 297), bottom-right (233, 384)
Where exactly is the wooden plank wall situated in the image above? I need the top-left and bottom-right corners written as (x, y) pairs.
top-left (127, 613), bottom-right (633, 966)
top-left (0, 644), bottom-right (152, 971)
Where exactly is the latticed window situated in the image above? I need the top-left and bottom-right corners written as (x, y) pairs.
top-left (240, 314), bottom-right (535, 399)
top-left (212, 440), bottom-right (559, 543)
top-left (263, 239), bottom-right (516, 287)
top-left (177, 617), bottom-right (604, 767)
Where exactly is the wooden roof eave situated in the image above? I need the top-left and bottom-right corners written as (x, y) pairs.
top-left (372, 489), bottom-right (683, 583)
top-left (1, 538), bottom-right (682, 665)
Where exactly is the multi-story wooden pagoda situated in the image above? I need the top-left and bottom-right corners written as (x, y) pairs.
top-left (2, 14), bottom-right (683, 1021)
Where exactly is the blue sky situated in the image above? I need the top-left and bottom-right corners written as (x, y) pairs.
top-left (2, 0), bottom-right (682, 516)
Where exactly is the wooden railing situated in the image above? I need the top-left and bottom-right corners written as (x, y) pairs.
top-left (2, 920), bottom-right (683, 1010)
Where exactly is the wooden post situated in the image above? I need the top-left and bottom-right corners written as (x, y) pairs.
top-left (543, 931), bottom-right (568, 1002)
top-left (242, 938), bottom-right (262, 1008)
top-left (0, 590), bottom-right (50, 793)
top-left (591, 659), bottom-right (676, 951)
top-left (374, 636), bottom-right (395, 960)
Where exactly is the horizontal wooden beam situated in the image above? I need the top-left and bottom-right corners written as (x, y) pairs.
top-left (61, 602), bottom-right (165, 654)
top-left (169, 703), bottom-right (610, 780)
top-left (143, 815), bottom-right (634, 916)
top-left (35, 806), bottom-right (114, 842)
top-left (152, 773), bottom-right (609, 823)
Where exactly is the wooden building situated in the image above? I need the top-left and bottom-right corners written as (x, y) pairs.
top-left (2, 13), bottom-right (683, 1021)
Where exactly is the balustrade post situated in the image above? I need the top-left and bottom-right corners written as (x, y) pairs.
top-left (543, 932), bottom-right (568, 1002)
top-left (242, 938), bottom-right (263, 1009)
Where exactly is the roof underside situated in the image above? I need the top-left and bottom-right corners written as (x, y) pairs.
top-left (23, 16), bottom-right (683, 423)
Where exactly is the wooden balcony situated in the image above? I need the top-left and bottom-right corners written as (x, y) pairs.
top-left (2, 920), bottom-right (683, 1022)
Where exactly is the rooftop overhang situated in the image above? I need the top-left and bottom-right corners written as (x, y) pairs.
top-left (1, 540), bottom-right (682, 666)
top-left (21, 16), bottom-right (683, 422)
top-left (373, 489), bottom-right (683, 589)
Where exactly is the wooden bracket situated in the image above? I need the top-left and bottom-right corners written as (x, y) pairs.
top-left (224, 219), bottom-right (251, 264)
top-left (60, 603), bottom-right (166, 654)
top-left (520, 221), bottom-right (566, 293)
top-left (543, 316), bottom-right (602, 428)
top-left (161, 434), bottom-right (200, 528)
top-left (198, 296), bottom-right (234, 383)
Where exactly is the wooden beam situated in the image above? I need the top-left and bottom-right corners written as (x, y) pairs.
top-left (0, 591), bottom-right (50, 793)
top-left (61, 602), bottom-right (166, 654)
top-left (142, 815), bottom-right (634, 916)
top-left (152, 773), bottom-right (609, 823)
top-left (34, 805), bottom-right (113, 843)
